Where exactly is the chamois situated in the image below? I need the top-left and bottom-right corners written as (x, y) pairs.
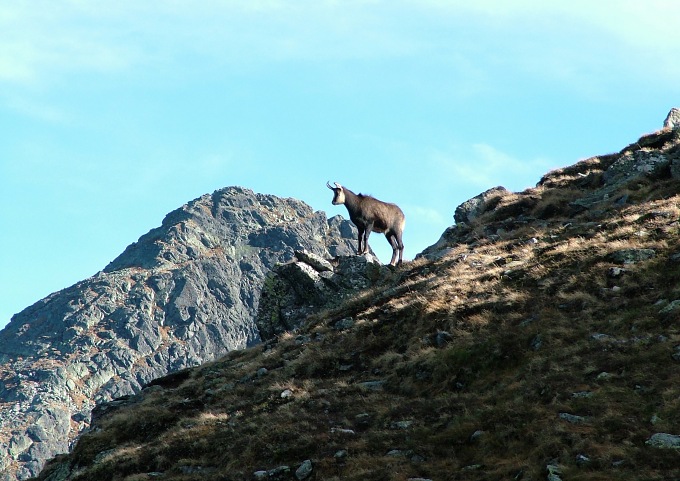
top-left (326, 181), bottom-right (405, 266)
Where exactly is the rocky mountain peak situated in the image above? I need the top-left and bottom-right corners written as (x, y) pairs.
top-left (104, 186), bottom-right (354, 273)
top-left (0, 186), bottom-right (358, 480)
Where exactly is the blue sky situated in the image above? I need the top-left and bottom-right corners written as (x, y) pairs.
top-left (2, 1), bottom-right (680, 329)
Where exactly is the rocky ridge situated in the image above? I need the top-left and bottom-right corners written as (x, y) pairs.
top-left (11, 109), bottom-right (680, 480)
top-left (421, 123), bottom-right (680, 260)
top-left (0, 187), bottom-right (358, 481)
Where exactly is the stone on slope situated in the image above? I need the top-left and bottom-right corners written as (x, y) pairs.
top-left (454, 186), bottom-right (509, 225)
top-left (646, 433), bottom-right (680, 449)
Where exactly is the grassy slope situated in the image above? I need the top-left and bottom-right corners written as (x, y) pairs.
top-left (37, 132), bottom-right (680, 481)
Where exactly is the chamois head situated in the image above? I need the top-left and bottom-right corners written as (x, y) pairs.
top-left (326, 181), bottom-right (345, 205)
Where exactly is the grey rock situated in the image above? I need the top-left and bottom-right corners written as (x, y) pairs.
top-left (547, 463), bottom-right (563, 481)
top-left (8, 435), bottom-right (31, 457)
top-left (386, 449), bottom-right (407, 457)
top-left (334, 449), bottom-right (348, 460)
top-left (417, 228), bottom-right (463, 260)
top-left (265, 465), bottom-right (291, 480)
top-left (606, 248), bottom-right (656, 264)
top-left (280, 389), bottom-right (293, 399)
top-left (603, 151), bottom-right (670, 186)
top-left (295, 459), bottom-right (313, 480)
top-left (646, 432), bottom-right (680, 449)
top-left (664, 107), bottom-right (680, 129)
top-left (559, 412), bottom-right (588, 424)
top-left (0, 186), bottom-right (358, 480)
top-left (255, 253), bottom-right (390, 341)
top-left (358, 380), bottom-right (386, 391)
top-left (659, 300), bottom-right (680, 315)
top-left (420, 186), bottom-right (540, 260)
top-left (391, 420), bottom-right (414, 430)
top-left (434, 331), bottom-right (453, 347)
top-left (294, 251), bottom-right (333, 272)
top-left (607, 267), bottom-right (627, 278)
top-left (454, 186), bottom-right (509, 225)
top-left (330, 427), bottom-right (355, 435)
top-left (334, 318), bottom-right (355, 331)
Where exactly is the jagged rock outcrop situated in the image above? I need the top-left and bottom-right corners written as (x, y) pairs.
top-left (255, 251), bottom-right (390, 341)
top-left (664, 107), bottom-right (680, 130)
top-left (420, 114), bottom-right (680, 260)
top-left (453, 186), bottom-right (509, 225)
top-left (0, 186), bottom-right (358, 481)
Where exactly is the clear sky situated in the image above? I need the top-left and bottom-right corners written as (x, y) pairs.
top-left (2, 1), bottom-right (679, 330)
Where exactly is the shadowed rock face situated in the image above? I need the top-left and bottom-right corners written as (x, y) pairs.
top-left (255, 251), bottom-right (389, 341)
top-left (0, 186), bottom-right (358, 481)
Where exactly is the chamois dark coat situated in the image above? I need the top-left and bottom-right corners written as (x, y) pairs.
top-left (327, 182), bottom-right (405, 266)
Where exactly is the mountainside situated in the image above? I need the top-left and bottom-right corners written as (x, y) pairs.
top-left (30, 116), bottom-right (680, 481)
top-left (0, 187), bottom-right (359, 481)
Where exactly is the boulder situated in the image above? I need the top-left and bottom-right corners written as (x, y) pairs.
top-left (418, 188), bottom-right (510, 260)
top-left (664, 107), bottom-right (680, 130)
top-left (256, 252), bottom-right (390, 341)
top-left (602, 150), bottom-right (670, 186)
top-left (646, 433), bottom-right (680, 449)
top-left (606, 248), bottom-right (656, 265)
top-left (454, 186), bottom-right (509, 225)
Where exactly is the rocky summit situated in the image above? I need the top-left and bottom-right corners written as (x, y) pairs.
top-left (0, 187), bottom-right (358, 481)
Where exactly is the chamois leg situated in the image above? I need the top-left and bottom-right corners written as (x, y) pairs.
top-left (385, 233), bottom-right (404, 266)
top-left (362, 223), bottom-right (374, 255)
top-left (357, 227), bottom-right (365, 255)
top-left (396, 233), bottom-right (404, 265)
